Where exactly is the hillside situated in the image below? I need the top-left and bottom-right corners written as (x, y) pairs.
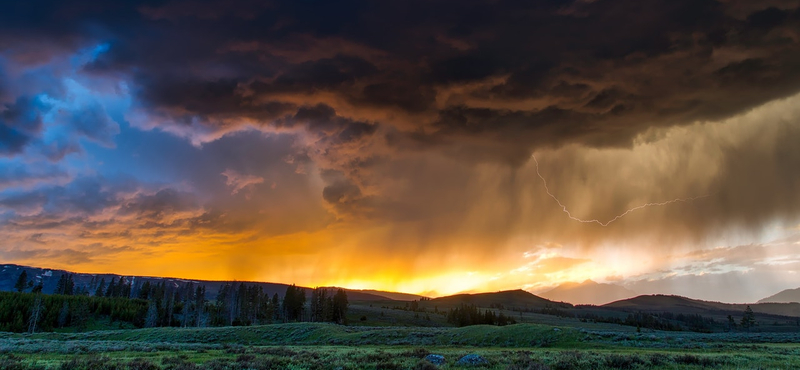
top-left (424, 289), bottom-right (570, 310)
top-left (353, 289), bottom-right (425, 301)
top-left (759, 288), bottom-right (800, 304)
top-left (604, 294), bottom-right (800, 318)
top-left (541, 280), bottom-right (637, 305)
top-left (0, 264), bottom-right (397, 301)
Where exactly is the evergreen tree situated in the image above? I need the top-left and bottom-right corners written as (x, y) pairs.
top-left (282, 285), bottom-right (306, 321)
top-left (71, 301), bottom-right (90, 331)
top-left (65, 274), bottom-right (74, 295)
top-left (272, 293), bottom-right (280, 321)
top-left (310, 287), bottom-right (327, 322)
top-left (55, 274), bottom-right (75, 295)
top-left (95, 278), bottom-right (105, 297)
top-left (58, 301), bottom-right (70, 328)
top-left (332, 288), bottom-right (349, 325)
top-left (741, 305), bottom-right (756, 332)
top-left (138, 281), bottom-right (151, 300)
top-left (105, 278), bottom-right (117, 297)
top-left (195, 285), bottom-right (206, 327)
top-left (14, 271), bottom-right (29, 293)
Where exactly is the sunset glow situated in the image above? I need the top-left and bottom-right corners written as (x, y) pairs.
top-left (2, 0), bottom-right (800, 303)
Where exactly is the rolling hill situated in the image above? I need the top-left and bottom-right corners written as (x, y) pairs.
top-left (603, 294), bottom-right (800, 318)
top-left (759, 288), bottom-right (800, 304)
top-left (423, 289), bottom-right (571, 310)
top-left (541, 280), bottom-right (637, 305)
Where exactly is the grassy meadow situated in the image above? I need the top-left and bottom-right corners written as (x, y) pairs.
top-left (2, 322), bottom-right (799, 369)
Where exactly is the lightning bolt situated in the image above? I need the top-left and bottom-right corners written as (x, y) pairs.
top-left (532, 154), bottom-right (709, 226)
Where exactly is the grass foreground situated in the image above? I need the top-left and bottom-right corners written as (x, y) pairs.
top-left (2, 323), bottom-right (799, 369)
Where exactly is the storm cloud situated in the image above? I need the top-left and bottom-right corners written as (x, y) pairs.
top-left (1, 0), bottom-right (799, 298)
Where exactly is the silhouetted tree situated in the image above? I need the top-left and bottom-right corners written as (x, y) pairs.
top-left (195, 285), bottom-right (206, 327)
top-left (741, 305), bottom-right (756, 332)
top-left (105, 278), bottom-right (117, 297)
top-left (310, 288), bottom-right (328, 322)
top-left (332, 288), bottom-right (349, 324)
top-left (282, 285), bottom-right (305, 321)
top-left (55, 274), bottom-right (75, 295)
top-left (94, 278), bottom-right (105, 297)
top-left (14, 271), bottom-right (29, 293)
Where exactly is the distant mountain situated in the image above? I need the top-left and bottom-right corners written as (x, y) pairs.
top-left (604, 294), bottom-right (800, 318)
top-left (540, 280), bottom-right (637, 305)
top-left (0, 264), bottom-right (396, 301)
top-left (758, 288), bottom-right (800, 304)
top-left (354, 289), bottom-right (425, 301)
top-left (426, 289), bottom-right (570, 310)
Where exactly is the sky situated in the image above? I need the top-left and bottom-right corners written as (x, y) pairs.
top-left (1, 0), bottom-right (799, 303)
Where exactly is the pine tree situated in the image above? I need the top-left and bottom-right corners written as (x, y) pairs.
top-left (105, 278), bottom-right (117, 297)
top-left (71, 301), bottom-right (90, 331)
top-left (95, 278), bottom-right (106, 297)
top-left (741, 305), bottom-right (756, 332)
top-left (272, 293), bottom-right (280, 321)
top-left (195, 285), bottom-right (206, 327)
top-left (332, 288), bottom-right (349, 325)
top-left (58, 301), bottom-right (70, 328)
top-left (14, 271), bottom-right (28, 293)
top-left (64, 274), bottom-right (74, 295)
top-left (138, 281), bottom-right (151, 300)
top-left (282, 285), bottom-right (306, 322)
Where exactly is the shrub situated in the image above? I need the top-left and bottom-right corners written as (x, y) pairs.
top-left (403, 348), bottom-right (430, 359)
top-left (59, 355), bottom-right (121, 370)
top-left (506, 354), bottom-right (550, 370)
top-left (0, 354), bottom-right (27, 370)
top-left (127, 358), bottom-right (159, 370)
top-left (223, 345), bottom-right (245, 354)
top-left (200, 359), bottom-right (231, 370)
top-left (648, 353), bottom-right (671, 366)
top-left (414, 360), bottom-right (439, 370)
top-left (375, 361), bottom-right (402, 370)
top-left (603, 354), bottom-right (645, 370)
top-left (254, 347), bottom-right (298, 357)
top-left (235, 354), bottom-right (255, 363)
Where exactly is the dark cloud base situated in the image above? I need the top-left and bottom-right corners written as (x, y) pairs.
top-left (1, 0), bottom-right (800, 296)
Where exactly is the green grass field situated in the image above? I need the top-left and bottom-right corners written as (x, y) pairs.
top-left (3, 323), bottom-right (800, 369)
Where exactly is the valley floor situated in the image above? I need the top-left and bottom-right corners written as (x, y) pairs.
top-left (2, 323), bottom-right (799, 369)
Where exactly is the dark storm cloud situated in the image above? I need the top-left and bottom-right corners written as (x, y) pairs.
top-left (0, 97), bottom-right (47, 156)
top-left (3, 0), bottom-right (800, 280)
top-left (15, 0), bottom-right (791, 162)
top-left (5, 0), bottom-right (797, 156)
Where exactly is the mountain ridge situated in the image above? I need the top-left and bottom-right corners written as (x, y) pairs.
top-left (603, 294), bottom-right (800, 317)
top-left (758, 287), bottom-right (800, 304)
top-left (0, 264), bottom-right (423, 301)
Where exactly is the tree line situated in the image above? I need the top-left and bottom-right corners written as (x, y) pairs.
top-left (5, 271), bottom-right (348, 333)
top-left (446, 303), bottom-right (517, 327)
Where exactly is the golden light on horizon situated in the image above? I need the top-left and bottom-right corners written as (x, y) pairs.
top-left (2, 1), bottom-right (800, 305)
